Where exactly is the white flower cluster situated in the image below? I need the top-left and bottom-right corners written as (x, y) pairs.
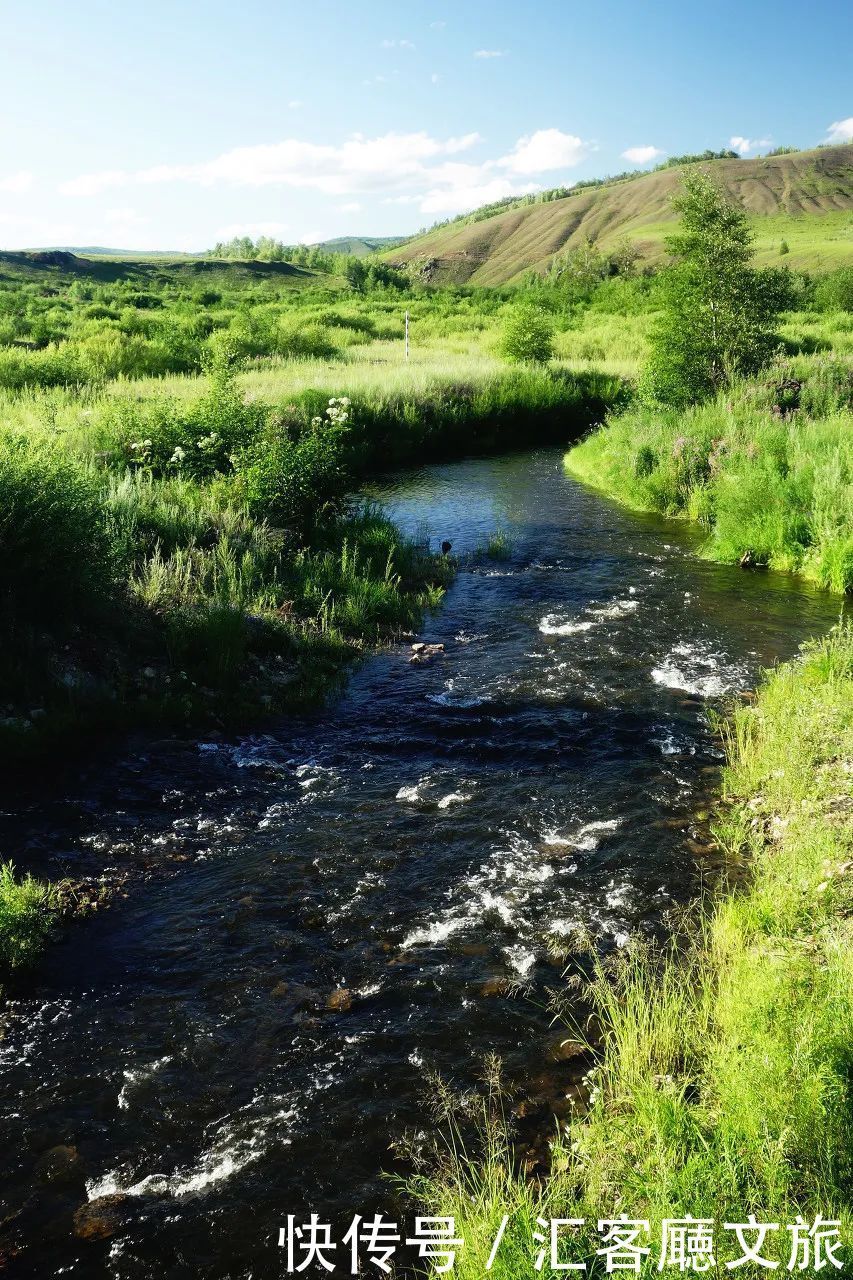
top-left (311, 396), bottom-right (351, 429)
top-left (168, 433), bottom-right (221, 468)
top-left (128, 438), bottom-right (153, 464)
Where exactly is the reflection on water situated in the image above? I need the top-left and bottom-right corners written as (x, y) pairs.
top-left (0, 449), bottom-right (839, 1277)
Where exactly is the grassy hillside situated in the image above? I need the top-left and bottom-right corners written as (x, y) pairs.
top-left (389, 143), bottom-right (853, 283)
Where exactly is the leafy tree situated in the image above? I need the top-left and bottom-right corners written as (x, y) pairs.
top-left (500, 303), bottom-right (554, 364)
top-left (547, 238), bottom-right (610, 299)
top-left (345, 259), bottom-right (368, 292)
top-left (643, 172), bottom-right (783, 404)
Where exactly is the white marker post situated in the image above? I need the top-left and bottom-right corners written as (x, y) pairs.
top-left (404, 309), bottom-right (409, 362)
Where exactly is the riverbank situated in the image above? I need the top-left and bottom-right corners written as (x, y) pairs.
top-left (565, 358), bottom-right (853, 592)
top-left (411, 622), bottom-right (853, 1273)
top-left (0, 364), bottom-right (623, 771)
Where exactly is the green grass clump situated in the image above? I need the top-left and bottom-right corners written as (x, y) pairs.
top-left (0, 862), bottom-right (55, 973)
top-left (409, 626), bottom-right (853, 1274)
top-left (0, 432), bottom-right (122, 627)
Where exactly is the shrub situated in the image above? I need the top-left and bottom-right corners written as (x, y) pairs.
top-left (239, 398), bottom-right (354, 535)
top-left (813, 268), bottom-right (853, 313)
top-left (499, 304), bottom-right (554, 364)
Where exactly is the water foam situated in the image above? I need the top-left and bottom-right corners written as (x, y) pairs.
top-left (651, 642), bottom-right (746, 698)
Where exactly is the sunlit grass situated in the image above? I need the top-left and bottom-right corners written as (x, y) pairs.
top-left (0, 862), bottom-right (55, 974)
top-left (566, 354), bottom-right (853, 592)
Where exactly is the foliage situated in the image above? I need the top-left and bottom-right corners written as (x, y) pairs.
top-left (240, 398), bottom-right (354, 534)
top-left (0, 434), bottom-right (122, 627)
top-left (644, 172), bottom-right (786, 404)
top-left (567, 360), bottom-right (853, 591)
top-left (0, 862), bottom-right (55, 972)
top-left (813, 267), bottom-right (853, 312)
top-left (499, 303), bottom-right (554, 364)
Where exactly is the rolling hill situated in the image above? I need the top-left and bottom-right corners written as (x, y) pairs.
top-left (0, 249), bottom-right (328, 288)
top-left (388, 143), bottom-right (853, 285)
top-left (313, 235), bottom-right (407, 256)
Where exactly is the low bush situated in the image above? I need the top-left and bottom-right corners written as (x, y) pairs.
top-left (499, 304), bottom-right (554, 364)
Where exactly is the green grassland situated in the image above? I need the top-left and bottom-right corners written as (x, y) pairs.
top-left (0, 255), bottom-right (627, 762)
top-left (2, 155), bottom-right (853, 1263)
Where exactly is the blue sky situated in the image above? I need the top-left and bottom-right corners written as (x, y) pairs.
top-left (1, 0), bottom-right (851, 250)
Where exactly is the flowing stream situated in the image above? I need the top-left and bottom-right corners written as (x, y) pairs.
top-left (0, 448), bottom-right (839, 1278)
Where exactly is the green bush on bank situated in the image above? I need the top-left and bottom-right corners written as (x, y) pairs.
top-left (0, 862), bottom-right (55, 973)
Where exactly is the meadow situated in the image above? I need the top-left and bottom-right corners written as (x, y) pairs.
top-left (1, 247), bottom-right (851, 767)
top-left (0, 257), bottom-right (626, 771)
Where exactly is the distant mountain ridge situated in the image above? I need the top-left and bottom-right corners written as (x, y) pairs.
top-left (386, 143), bottom-right (853, 283)
top-left (313, 236), bottom-right (407, 256)
top-left (13, 236), bottom-right (407, 261)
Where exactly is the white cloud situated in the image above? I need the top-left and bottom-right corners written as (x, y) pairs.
top-left (729, 135), bottom-right (772, 156)
top-left (381, 38), bottom-right (415, 48)
top-left (431, 72), bottom-right (442, 84)
top-left (288, 100), bottom-right (303, 109)
top-left (420, 176), bottom-right (539, 215)
top-left (0, 212), bottom-right (80, 248)
top-left (499, 129), bottom-right (589, 174)
top-left (429, 20), bottom-right (446, 29)
top-left (474, 49), bottom-right (506, 58)
top-left (213, 220), bottom-right (290, 240)
top-left (621, 145), bottom-right (665, 165)
top-left (57, 126), bottom-right (592, 222)
top-left (339, 201), bottom-right (362, 213)
top-left (826, 117), bottom-right (853, 144)
top-left (61, 132), bottom-right (485, 199)
top-left (60, 168), bottom-right (129, 197)
top-left (0, 170), bottom-right (34, 193)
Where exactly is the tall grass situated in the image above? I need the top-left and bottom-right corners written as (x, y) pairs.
top-left (0, 862), bottom-right (55, 973)
top-left (409, 626), bottom-right (853, 1274)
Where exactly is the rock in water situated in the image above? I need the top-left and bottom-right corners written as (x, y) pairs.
top-left (326, 988), bottom-right (353, 1013)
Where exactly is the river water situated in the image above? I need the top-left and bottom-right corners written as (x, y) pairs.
top-left (0, 449), bottom-right (839, 1278)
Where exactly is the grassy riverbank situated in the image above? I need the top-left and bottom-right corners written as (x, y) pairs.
top-left (410, 624), bottom-right (853, 1274)
top-left (566, 359), bottom-right (853, 592)
top-left (0, 353), bottom-right (622, 764)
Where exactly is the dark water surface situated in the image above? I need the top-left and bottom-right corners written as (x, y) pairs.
top-left (0, 450), bottom-right (840, 1278)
